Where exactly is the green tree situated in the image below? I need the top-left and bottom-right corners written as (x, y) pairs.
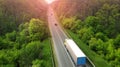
top-left (89, 38), bottom-right (98, 51)
top-left (0, 0), bottom-right (47, 35)
top-left (18, 28), bottom-right (30, 44)
top-left (19, 41), bottom-right (43, 67)
top-left (32, 59), bottom-right (44, 67)
top-left (29, 18), bottom-right (48, 41)
top-left (105, 39), bottom-right (115, 60)
top-left (115, 48), bottom-right (120, 66)
top-left (114, 34), bottom-right (120, 49)
top-left (78, 27), bottom-right (94, 44)
top-left (62, 17), bottom-right (83, 33)
top-left (0, 49), bottom-right (20, 66)
top-left (89, 38), bottom-right (105, 55)
top-left (84, 16), bottom-right (101, 33)
top-left (95, 32), bottom-right (108, 41)
top-left (96, 4), bottom-right (120, 37)
top-left (71, 19), bottom-right (83, 33)
top-left (62, 17), bottom-right (76, 29)
top-left (5, 31), bottom-right (17, 42)
top-left (0, 37), bottom-right (14, 49)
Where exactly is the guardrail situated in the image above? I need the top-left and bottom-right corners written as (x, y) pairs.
top-left (51, 7), bottom-right (95, 67)
top-left (49, 39), bottom-right (56, 67)
top-left (58, 22), bottom-right (96, 67)
top-left (87, 57), bottom-right (95, 67)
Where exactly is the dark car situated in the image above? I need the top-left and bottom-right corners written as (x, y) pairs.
top-left (51, 13), bottom-right (53, 16)
top-left (55, 23), bottom-right (57, 26)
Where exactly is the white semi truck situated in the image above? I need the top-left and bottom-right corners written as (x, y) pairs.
top-left (64, 39), bottom-right (86, 66)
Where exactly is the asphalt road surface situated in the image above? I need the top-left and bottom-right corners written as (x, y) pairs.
top-left (48, 7), bottom-right (92, 67)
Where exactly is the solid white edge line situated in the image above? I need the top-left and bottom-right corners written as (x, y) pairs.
top-left (55, 27), bottom-right (76, 67)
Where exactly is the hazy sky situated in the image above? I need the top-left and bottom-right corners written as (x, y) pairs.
top-left (45, 0), bottom-right (56, 4)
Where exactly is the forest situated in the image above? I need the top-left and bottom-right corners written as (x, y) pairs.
top-left (0, 0), bottom-right (120, 67)
top-left (52, 0), bottom-right (120, 67)
top-left (0, 0), bottom-right (52, 67)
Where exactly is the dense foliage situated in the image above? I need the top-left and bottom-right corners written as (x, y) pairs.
top-left (0, 18), bottom-right (52, 67)
top-left (52, 0), bottom-right (120, 67)
top-left (0, 0), bottom-right (52, 67)
top-left (0, 0), bottom-right (47, 35)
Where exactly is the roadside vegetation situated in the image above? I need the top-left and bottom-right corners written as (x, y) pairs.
top-left (52, 0), bottom-right (120, 67)
top-left (0, 0), bottom-right (52, 67)
top-left (67, 30), bottom-right (110, 67)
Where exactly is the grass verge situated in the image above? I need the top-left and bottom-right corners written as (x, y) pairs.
top-left (66, 30), bottom-right (111, 67)
top-left (49, 38), bottom-right (58, 67)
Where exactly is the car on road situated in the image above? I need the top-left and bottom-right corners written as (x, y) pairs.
top-left (55, 23), bottom-right (57, 26)
top-left (51, 13), bottom-right (53, 16)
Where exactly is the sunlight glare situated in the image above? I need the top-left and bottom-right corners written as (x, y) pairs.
top-left (45, 0), bottom-right (55, 4)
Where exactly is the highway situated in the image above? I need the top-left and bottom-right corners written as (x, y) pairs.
top-left (48, 7), bottom-right (92, 67)
top-left (48, 6), bottom-right (75, 67)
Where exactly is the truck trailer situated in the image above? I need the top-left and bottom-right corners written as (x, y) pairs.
top-left (64, 39), bottom-right (86, 66)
